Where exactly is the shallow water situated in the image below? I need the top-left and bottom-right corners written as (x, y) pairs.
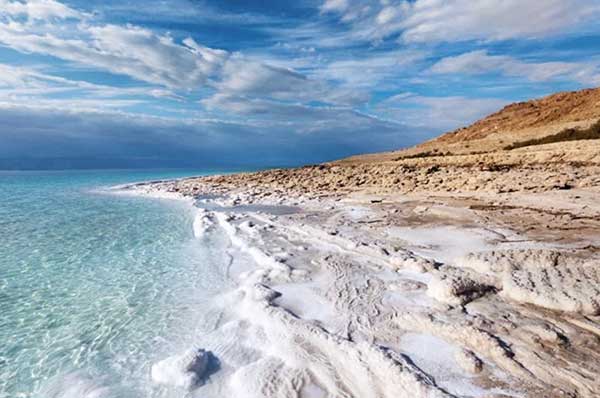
top-left (0, 170), bottom-right (236, 398)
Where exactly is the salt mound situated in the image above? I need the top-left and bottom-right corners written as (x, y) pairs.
top-left (454, 349), bottom-right (483, 374)
top-left (151, 348), bottom-right (210, 389)
top-left (234, 283), bottom-right (451, 398)
top-left (503, 260), bottom-right (600, 315)
top-left (390, 253), bottom-right (436, 273)
top-left (458, 249), bottom-right (600, 315)
top-left (427, 267), bottom-right (496, 305)
top-left (193, 208), bottom-right (214, 238)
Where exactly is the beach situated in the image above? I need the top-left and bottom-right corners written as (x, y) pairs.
top-left (130, 147), bottom-right (600, 397)
top-left (4, 1), bottom-right (600, 396)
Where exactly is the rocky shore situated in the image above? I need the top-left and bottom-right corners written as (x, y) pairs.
top-left (132, 150), bottom-right (600, 397)
top-left (131, 89), bottom-right (600, 397)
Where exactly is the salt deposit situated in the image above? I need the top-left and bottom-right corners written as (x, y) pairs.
top-left (151, 348), bottom-right (211, 389)
top-left (127, 176), bottom-right (600, 397)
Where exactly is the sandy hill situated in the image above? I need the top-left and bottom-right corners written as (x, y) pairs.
top-left (340, 87), bottom-right (600, 165)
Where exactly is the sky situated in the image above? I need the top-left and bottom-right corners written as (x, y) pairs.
top-left (1, 0), bottom-right (600, 169)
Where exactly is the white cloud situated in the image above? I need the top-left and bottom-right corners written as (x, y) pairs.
top-left (321, 0), bottom-right (600, 43)
top-left (86, 24), bottom-right (229, 88)
top-left (0, 0), bottom-right (83, 20)
top-left (0, 62), bottom-right (185, 112)
top-left (202, 93), bottom-right (376, 128)
top-left (202, 55), bottom-right (371, 117)
top-left (321, 0), bottom-right (349, 13)
top-left (378, 93), bottom-right (509, 130)
top-left (376, 6), bottom-right (397, 25)
top-left (0, 1), bottom-right (368, 117)
top-left (430, 50), bottom-right (600, 85)
top-left (399, 0), bottom-right (600, 43)
top-left (0, 63), bottom-right (45, 87)
top-left (0, 18), bottom-right (230, 89)
top-left (314, 50), bottom-right (426, 88)
top-left (215, 58), bottom-right (323, 101)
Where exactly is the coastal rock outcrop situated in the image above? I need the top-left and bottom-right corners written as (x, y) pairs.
top-left (151, 348), bottom-right (211, 390)
top-left (427, 266), bottom-right (497, 306)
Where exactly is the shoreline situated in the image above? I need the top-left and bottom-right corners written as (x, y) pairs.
top-left (125, 160), bottom-right (600, 397)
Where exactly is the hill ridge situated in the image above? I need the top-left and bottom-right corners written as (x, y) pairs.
top-left (340, 86), bottom-right (600, 164)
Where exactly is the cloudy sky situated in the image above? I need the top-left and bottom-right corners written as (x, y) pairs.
top-left (1, 0), bottom-right (599, 169)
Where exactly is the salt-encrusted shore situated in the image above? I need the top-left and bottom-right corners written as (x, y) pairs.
top-left (127, 88), bottom-right (600, 396)
top-left (127, 157), bottom-right (600, 397)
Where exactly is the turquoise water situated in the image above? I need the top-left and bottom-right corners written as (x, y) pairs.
top-left (0, 170), bottom-right (234, 398)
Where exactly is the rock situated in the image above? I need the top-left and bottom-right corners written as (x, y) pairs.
top-left (389, 280), bottom-right (427, 291)
top-left (390, 255), bottom-right (435, 273)
top-left (151, 348), bottom-right (211, 389)
top-left (248, 283), bottom-right (281, 302)
top-left (455, 348), bottom-right (483, 374)
top-left (458, 249), bottom-right (600, 314)
top-left (427, 268), bottom-right (496, 306)
top-left (522, 323), bottom-right (566, 344)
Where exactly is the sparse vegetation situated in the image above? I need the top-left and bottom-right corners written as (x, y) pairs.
top-left (394, 150), bottom-right (451, 161)
top-left (504, 120), bottom-right (600, 150)
top-left (394, 151), bottom-right (433, 160)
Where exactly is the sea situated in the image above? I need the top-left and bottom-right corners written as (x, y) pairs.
top-left (0, 169), bottom-right (239, 398)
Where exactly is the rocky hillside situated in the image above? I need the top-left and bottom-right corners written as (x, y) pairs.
top-left (434, 87), bottom-right (600, 143)
top-left (341, 87), bottom-right (600, 164)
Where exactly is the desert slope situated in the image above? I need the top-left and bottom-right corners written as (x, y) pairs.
top-left (341, 86), bottom-right (600, 164)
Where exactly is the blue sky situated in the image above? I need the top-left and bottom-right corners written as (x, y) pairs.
top-left (1, 0), bottom-right (599, 169)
